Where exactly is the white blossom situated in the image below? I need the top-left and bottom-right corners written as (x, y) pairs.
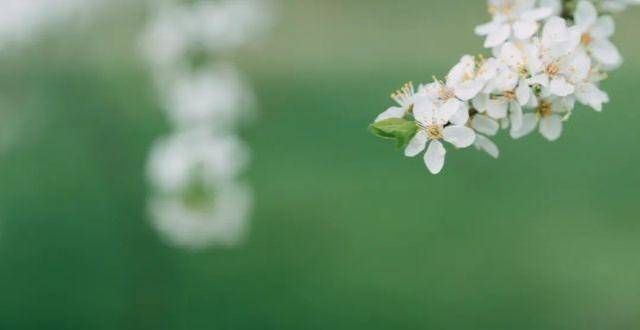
top-left (475, 0), bottom-right (555, 48)
top-left (147, 131), bottom-right (249, 193)
top-left (375, 82), bottom-right (417, 122)
top-left (510, 98), bottom-right (570, 140)
top-left (404, 97), bottom-right (476, 174)
top-left (426, 55), bottom-right (498, 102)
top-left (420, 55), bottom-right (498, 126)
top-left (527, 17), bottom-right (591, 98)
top-left (140, 0), bottom-right (272, 74)
top-left (149, 181), bottom-right (252, 249)
top-left (572, 1), bottom-right (622, 69)
top-left (163, 63), bottom-right (255, 131)
top-left (143, 0), bottom-right (270, 248)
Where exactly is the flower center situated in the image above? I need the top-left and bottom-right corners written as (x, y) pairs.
top-left (463, 71), bottom-right (475, 82)
top-left (545, 63), bottom-right (560, 76)
top-left (426, 125), bottom-right (444, 140)
top-left (581, 33), bottom-right (593, 46)
top-left (517, 65), bottom-right (529, 77)
top-left (537, 101), bottom-right (553, 118)
top-left (439, 87), bottom-right (456, 100)
top-left (503, 90), bottom-right (516, 101)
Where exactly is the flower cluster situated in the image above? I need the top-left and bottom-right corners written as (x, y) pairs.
top-left (142, 0), bottom-right (271, 249)
top-left (370, 0), bottom-right (637, 174)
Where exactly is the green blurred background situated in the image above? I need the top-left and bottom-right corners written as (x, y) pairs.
top-left (0, 0), bottom-right (639, 329)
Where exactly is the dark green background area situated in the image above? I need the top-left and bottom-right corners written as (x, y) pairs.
top-left (0, 1), bottom-right (639, 329)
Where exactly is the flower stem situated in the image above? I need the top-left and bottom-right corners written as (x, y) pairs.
top-left (562, 0), bottom-right (577, 20)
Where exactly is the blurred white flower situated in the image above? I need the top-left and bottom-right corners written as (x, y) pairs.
top-left (143, 0), bottom-right (272, 248)
top-left (140, 0), bottom-right (272, 73)
top-left (149, 181), bottom-right (252, 249)
top-left (147, 130), bottom-right (249, 193)
top-left (0, 0), bottom-right (104, 45)
top-left (147, 130), bottom-right (253, 249)
top-left (163, 63), bottom-right (255, 131)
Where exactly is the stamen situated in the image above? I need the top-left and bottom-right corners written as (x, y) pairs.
top-left (426, 125), bottom-right (444, 140)
top-left (503, 90), bottom-right (516, 101)
top-left (517, 65), bottom-right (529, 77)
top-left (439, 87), bottom-right (456, 100)
top-left (545, 63), bottom-right (560, 76)
top-left (581, 33), bottom-right (594, 46)
top-left (390, 82), bottom-right (414, 105)
top-left (537, 101), bottom-right (553, 118)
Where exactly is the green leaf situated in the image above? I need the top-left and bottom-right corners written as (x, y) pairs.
top-left (369, 118), bottom-right (418, 148)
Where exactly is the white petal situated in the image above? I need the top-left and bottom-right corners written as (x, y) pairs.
top-left (591, 16), bottom-right (615, 39)
top-left (567, 51), bottom-right (592, 81)
top-left (472, 93), bottom-right (489, 113)
top-left (449, 102), bottom-right (470, 126)
top-left (510, 113), bottom-right (538, 139)
top-left (477, 58), bottom-right (499, 81)
top-left (521, 7), bottom-right (553, 21)
top-left (474, 135), bottom-right (500, 159)
top-left (412, 99), bottom-right (436, 125)
top-left (424, 140), bottom-right (446, 175)
top-left (471, 114), bottom-right (499, 136)
top-left (439, 98), bottom-right (463, 123)
top-left (591, 39), bottom-right (623, 68)
top-left (575, 83), bottom-right (609, 111)
top-left (375, 106), bottom-right (405, 122)
top-left (538, 0), bottom-right (562, 16)
top-left (513, 20), bottom-right (538, 40)
top-left (524, 43), bottom-right (544, 73)
top-left (574, 0), bottom-right (598, 28)
top-left (549, 77), bottom-right (575, 97)
top-left (553, 97), bottom-right (575, 112)
top-left (542, 17), bottom-right (569, 45)
top-left (454, 80), bottom-right (485, 101)
top-left (475, 20), bottom-right (499, 36)
top-left (404, 130), bottom-right (428, 157)
top-left (484, 24), bottom-right (511, 48)
top-left (539, 115), bottom-right (563, 141)
top-left (526, 94), bottom-right (540, 108)
top-left (486, 99), bottom-right (509, 119)
top-left (443, 125), bottom-right (476, 148)
top-left (528, 74), bottom-right (549, 87)
top-left (499, 42), bottom-right (524, 68)
top-left (490, 69), bottom-right (518, 92)
top-left (500, 117), bottom-right (510, 130)
top-left (516, 81), bottom-right (531, 105)
top-left (509, 101), bottom-right (524, 132)
top-left (447, 55), bottom-right (475, 86)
